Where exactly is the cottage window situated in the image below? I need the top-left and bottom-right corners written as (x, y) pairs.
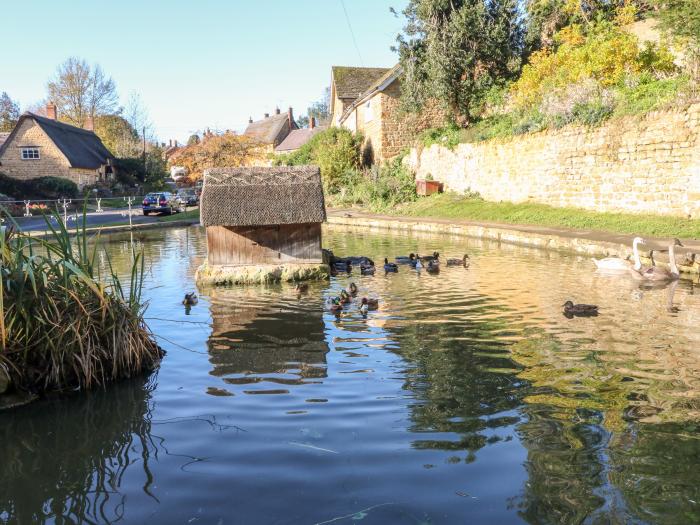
top-left (364, 100), bottom-right (373, 122)
top-left (21, 147), bottom-right (40, 160)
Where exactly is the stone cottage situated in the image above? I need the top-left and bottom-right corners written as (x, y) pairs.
top-left (274, 117), bottom-right (325, 155)
top-left (0, 104), bottom-right (114, 188)
top-left (195, 165), bottom-right (329, 285)
top-left (330, 64), bottom-right (445, 163)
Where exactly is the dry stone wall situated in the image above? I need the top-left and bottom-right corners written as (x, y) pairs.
top-left (406, 104), bottom-right (700, 217)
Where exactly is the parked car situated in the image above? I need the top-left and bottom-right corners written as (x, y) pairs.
top-left (142, 192), bottom-right (184, 215)
top-left (177, 188), bottom-right (198, 206)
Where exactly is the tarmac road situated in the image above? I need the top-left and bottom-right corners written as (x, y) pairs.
top-left (10, 206), bottom-right (180, 231)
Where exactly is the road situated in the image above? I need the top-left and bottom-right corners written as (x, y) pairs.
top-left (11, 206), bottom-right (177, 231)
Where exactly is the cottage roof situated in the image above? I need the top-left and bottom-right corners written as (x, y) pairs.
top-left (244, 113), bottom-right (297, 145)
top-left (200, 166), bottom-right (326, 227)
top-left (332, 66), bottom-right (391, 100)
top-left (274, 127), bottom-right (325, 153)
top-left (339, 64), bottom-right (402, 124)
top-left (0, 113), bottom-right (113, 169)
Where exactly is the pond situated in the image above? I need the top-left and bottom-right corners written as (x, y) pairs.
top-left (1, 225), bottom-right (700, 524)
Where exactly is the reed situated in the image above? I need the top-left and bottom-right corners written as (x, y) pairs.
top-left (0, 209), bottom-right (163, 395)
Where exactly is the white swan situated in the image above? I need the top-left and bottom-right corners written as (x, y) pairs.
top-left (630, 238), bottom-right (683, 282)
top-left (592, 237), bottom-right (644, 271)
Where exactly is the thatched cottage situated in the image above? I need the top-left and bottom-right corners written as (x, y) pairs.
top-left (195, 165), bottom-right (329, 284)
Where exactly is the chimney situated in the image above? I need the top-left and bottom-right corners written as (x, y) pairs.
top-left (249, 116), bottom-right (253, 123)
top-left (264, 112), bottom-right (270, 118)
top-left (275, 107), bottom-right (281, 115)
top-left (46, 102), bottom-right (57, 120)
top-left (84, 115), bottom-right (94, 131)
top-left (169, 139), bottom-right (173, 147)
top-left (310, 116), bottom-right (316, 130)
top-left (288, 107), bottom-right (294, 127)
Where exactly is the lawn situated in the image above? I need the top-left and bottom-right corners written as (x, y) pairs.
top-left (389, 194), bottom-right (700, 239)
top-left (155, 208), bottom-right (200, 223)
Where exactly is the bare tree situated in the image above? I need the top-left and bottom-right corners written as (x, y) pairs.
top-left (46, 57), bottom-right (119, 125)
top-left (123, 91), bottom-right (154, 141)
top-left (0, 92), bottom-right (20, 131)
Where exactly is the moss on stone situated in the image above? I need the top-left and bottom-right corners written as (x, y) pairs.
top-left (195, 261), bottom-right (330, 285)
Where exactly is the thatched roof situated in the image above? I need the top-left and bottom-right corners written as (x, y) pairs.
top-left (200, 166), bottom-right (326, 227)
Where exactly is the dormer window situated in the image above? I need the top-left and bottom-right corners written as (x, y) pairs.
top-left (21, 147), bottom-right (40, 160)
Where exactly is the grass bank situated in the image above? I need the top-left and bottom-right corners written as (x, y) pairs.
top-left (388, 193), bottom-right (700, 239)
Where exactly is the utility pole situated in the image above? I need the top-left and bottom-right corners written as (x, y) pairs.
top-left (142, 126), bottom-right (147, 174)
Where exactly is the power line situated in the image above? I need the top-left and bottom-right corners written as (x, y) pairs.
top-left (340, 0), bottom-right (364, 66)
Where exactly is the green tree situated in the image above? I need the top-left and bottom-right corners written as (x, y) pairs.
top-left (0, 92), bottom-right (20, 132)
top-left (396, 0), bottom-right (525, 123)
top-left (94, 114), bottom-right (140, 157)
top-left (655, 0), bottom-right (700, 81)
top-left (47, 57), bottom-right (119, 126)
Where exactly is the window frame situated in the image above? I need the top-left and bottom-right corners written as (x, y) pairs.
top-left (20, 147), bottom-right (40, 160)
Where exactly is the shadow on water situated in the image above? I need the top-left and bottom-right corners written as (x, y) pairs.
top-left (0, 374), bottom-right (159, 524)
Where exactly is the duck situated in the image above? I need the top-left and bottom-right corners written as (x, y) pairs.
top-left (182, 292), bottom-right (198, 306)
top-left (592, 237), bottom-right (644, 271)
top-left (295, 283), bottom-right (309, 293)
top-left (360, 263), bottom-right (376, 275)
top-left (359, 297), bottom-right (379, 314)
top-left (419, 252), bottom-right (440, 262)
top-left (383, 258), bottom-right (399, 273)
top-left (333, 261), bottom-right (352, 273)
top-left (425, 260), bottom-right (440, 274)
top-left (346, 282), bottom-right (358, 296)
top-left (326, 297), bottom-right (343, 313)
top-left (629, 238), bottom-right (683, 282)
top-left (395, 253), bottom-right (416, 264)
top-left (446, 254), bottom-right (470, 267)
top-left (562, 300), bottom-right (599, 317)
top-left (414, 255), bottom-right (424, 270)
top-left (339, 290), bottom-right (352, 304)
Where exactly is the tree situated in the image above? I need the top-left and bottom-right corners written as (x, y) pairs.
top-left (396, 0), bottom-right (525, 123)
top-left (655, 0), bottom-right (700, 81)
top-left (307, 87), bottom-right (331, 126)
top-left (187, 134), bottom-right (201, 146)
top-left (0, 92), bottom-right (20, 132)
top-left (170, 133), bottom-right (265, 180)
top-left (46, 57), bottom-right (119, 126)
top-left (94, 114), bottom-right (140, 157)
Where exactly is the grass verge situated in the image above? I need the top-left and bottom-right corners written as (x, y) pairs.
top-left (388, 193), bottom-right (700, 239)
top-left (156, 208), bottom-right (200, 222)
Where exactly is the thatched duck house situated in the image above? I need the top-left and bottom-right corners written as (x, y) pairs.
top-left (195, 166), bottom-right (329, 285)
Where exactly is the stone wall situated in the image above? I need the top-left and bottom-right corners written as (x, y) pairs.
top-left (406, 104), bottom-right (700, 217)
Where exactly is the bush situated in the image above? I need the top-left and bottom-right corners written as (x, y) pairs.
top-left (614, 75), bottom-right (691, 117)
top-left (276, 127), bottom-right (362, 191)
top-left (0, 173), bottom-right (78, 200)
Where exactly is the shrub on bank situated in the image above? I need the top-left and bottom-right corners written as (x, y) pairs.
top-left (0, 212), bottom-right (163, 396)
top-left (0, 173), bottom-right (79, 200)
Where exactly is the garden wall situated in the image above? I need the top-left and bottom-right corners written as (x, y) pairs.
top-left (405, 103), bottom-right (700, 217)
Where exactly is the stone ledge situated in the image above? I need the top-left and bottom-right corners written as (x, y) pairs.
top-left (195, 261), bottom-right (330, 285)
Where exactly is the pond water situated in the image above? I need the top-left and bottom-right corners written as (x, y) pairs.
top-left (2, 225), bottom-right (700, 524)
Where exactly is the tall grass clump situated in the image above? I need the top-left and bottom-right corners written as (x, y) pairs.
top-left (0, 211), bottom-right (163, 396)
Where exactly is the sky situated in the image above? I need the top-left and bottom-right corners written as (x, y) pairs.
top-left (0, 0), bottom-right (408, 143)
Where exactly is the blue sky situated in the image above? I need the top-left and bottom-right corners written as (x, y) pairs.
top-left (1, 0), bottom-right (407, 142)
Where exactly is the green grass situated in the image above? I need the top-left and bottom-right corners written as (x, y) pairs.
top-left (155, 208), bottom-right (200, 222)
top-left (389, 193), bottom-right (700, 239)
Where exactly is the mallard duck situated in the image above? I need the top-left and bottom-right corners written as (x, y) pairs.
top-left (360, 263), bottom-right (376, 275)
top-left (295, 283), bottom-right (309, 293)
top-left (333, 261), bottom-right (352, 273)
top-left (326, 297), bottom-right (343, 313)
top-left (419, 251), bottom-right (440, 262)
top-left (447, 254), bottom-right (470, 267)
top-left (630, 238), bottom-right (684, 282)
top-left (182, 292), bottom-right (198, 306)
top-left (592, 237), bottom-right (644, 271)
top-left (425, 260), bottom-right (440, 274)
top-left (383, 258), bottom-right (399, 272)
top-left (562, 300), bottom-right (598, 317)
top-left (359, 297), bottom-right (379, 313)
top-left (395, 253), bottom-right (416, 264)
top-left (346, 282), bottom-right (358, 296)
top-left (414, 255), bottom-right (424, 270)
top-left (339, 290), bottom-right (352, 304)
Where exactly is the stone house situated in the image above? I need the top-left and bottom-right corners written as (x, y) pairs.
top-left (0, 105), bottom-right (114, 188)
top-left (330, 64), bottom-right (445, 163)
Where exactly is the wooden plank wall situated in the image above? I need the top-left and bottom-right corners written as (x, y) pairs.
top-left (207, 223), bottom-right (323, 265)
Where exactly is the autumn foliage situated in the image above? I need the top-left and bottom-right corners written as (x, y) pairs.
top-left (168, 133), bottom-right (267, 181)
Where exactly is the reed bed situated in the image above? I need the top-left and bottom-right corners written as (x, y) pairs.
top-left (0, 211), bottom-right (163, 395)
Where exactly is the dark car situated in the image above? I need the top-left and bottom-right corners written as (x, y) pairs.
top-left (177, 189), bottom-right (199, 206)
top-left (142, 192), bottom-right (184, 215)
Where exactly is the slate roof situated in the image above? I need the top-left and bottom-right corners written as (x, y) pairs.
top-left (243, 113), bottom-right (297, 145)
top-left (274, 127), bottom-right (326, 153)
top-left (200, 166), bottom-right (326, 227)
top-left (332, 66), bottom-right (391, 100)
top-left (0, 113), bottom-right (113, 169)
